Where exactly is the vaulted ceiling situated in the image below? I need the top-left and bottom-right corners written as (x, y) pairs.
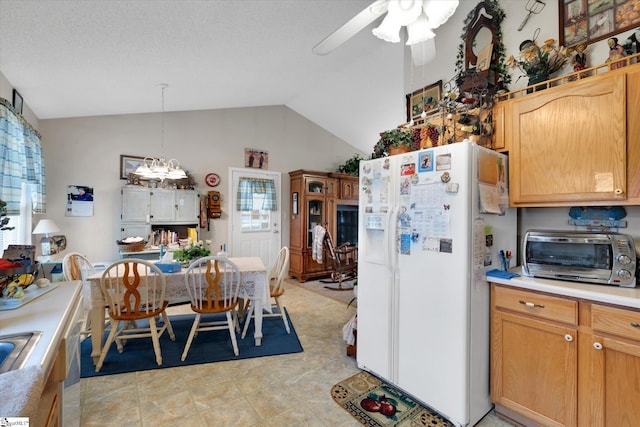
top-left (0, 0), bottom-right (406, 154)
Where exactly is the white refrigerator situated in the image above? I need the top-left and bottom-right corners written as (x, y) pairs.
top-left (357, 140), bottom-right (516, 427)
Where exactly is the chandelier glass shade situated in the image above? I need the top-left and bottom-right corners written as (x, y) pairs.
top-left (135, 83), bottom-right (187, 181)
top-left (372, 0), bottom-right (459, 46)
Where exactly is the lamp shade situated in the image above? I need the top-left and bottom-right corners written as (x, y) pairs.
top-left (33, 219), bottom-right (61, 236)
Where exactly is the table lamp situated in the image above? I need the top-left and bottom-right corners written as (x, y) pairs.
top-left (33, 219), bottom-right (61, 260)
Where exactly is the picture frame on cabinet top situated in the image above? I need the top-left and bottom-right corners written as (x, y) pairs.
top-left (406, 80), bottom-right (442, 122)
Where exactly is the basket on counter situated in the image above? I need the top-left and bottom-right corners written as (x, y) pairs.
top-left (117, 241), bottom-right (147, 252)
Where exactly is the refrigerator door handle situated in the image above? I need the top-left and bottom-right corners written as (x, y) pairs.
top-left (388, 206), bottom-right (398, 272)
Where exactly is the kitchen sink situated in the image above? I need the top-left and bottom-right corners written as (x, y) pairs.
top-left (0, 331), bottom-right (42, 373)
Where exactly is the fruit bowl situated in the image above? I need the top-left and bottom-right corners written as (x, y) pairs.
top-left (0, 262), bottom-right (39, 295)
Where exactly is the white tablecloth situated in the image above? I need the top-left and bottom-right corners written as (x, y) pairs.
top-left (86, 257), bottom-right (268, 363)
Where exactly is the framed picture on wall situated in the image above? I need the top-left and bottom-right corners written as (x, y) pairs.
top-left (12, 89), bottom-right (23, 114)
top-left (244, 148), bottom-right (269, 169)
top-left (120, 155), bottom-right (145, 180)
top-left (405, 80), bottom-right (442, 122)
top-left (559, 0), bottom-right (640, 48)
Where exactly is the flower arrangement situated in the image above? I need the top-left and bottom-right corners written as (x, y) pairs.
top-left (506, 38), bottom-right (569, 81)
top-left (173, 240), bottom-right (211, 263)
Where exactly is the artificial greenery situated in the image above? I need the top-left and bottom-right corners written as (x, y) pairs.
top-left (372, 128), bottom-right (416, 159)
top-left (173, 242), bottom-right (211, 263)
top-left (337, 154), bottom-right (365, 176)
top-left (454, 0), bottom-right (511, 89)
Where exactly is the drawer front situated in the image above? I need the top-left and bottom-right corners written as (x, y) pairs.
top-left (493, 285), bottom-right (578, 325)
top-left (592, 304), bottom-right (640, 340)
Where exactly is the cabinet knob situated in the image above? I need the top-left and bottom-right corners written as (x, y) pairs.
top-left (564, 334), bottom-right (573, 342)
top-left (593, 342), bottom-right (603, 350)
top-left (631, 321), bottom-right (640, 328)
top-left (615, 188), bottom-right (623, 195)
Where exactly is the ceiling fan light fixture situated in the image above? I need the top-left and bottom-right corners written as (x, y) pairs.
top-left (372, 13), bottom-right (402, 43)
top-left (386, 0), bottom-right (424, 25)
top-left (422, 0), bottom-right (459, 29)
top-left (405, 13), bottom-right (435, 45)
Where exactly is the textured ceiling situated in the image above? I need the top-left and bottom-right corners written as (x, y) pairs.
top-left (0, 0), bottom-right (406, 153)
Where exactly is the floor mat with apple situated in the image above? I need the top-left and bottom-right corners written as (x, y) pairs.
top-left (331, 371), bottom-right (453, 427)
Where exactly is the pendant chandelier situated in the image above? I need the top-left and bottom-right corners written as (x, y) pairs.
top-left (135, 83), bottom-right (187, 181)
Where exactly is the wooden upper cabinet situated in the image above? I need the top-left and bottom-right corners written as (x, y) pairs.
top-left (509, 72), bottom-right (626, 206)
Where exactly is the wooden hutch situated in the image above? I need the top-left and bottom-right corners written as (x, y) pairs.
top-left (288, 170), bottom-right (358, 282)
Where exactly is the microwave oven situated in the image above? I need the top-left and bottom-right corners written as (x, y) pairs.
top-left (522, 230), bottom-right (637, 287)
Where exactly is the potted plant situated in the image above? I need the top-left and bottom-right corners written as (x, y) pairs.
top-left (372, 128), bottom-right (417, 159)
top-left (336, 154), bottom-right (365, 177)
top-left (173, 240), bottom-right (211, 265)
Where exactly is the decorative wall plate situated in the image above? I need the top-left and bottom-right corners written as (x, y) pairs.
top-left (205, 173), bottom-right (220, 187)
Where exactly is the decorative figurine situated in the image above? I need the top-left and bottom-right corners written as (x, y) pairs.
top-left (572, 42), bottom-right (588, 72)
top-left (606, 37), bottom-right (625, 69)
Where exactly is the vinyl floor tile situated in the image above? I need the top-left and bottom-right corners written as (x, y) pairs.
top-left (80, 280), bottom-right (514, 426)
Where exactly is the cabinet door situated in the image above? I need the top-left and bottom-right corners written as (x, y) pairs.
top-left (510, 74), bottom-right (626, 205)
top-left (175, 190), bottom-right (199, 222)
top-left (590, 334), bottom-right (640, 426)
top-left (306, 197), bottom-right (325, 248)
top-left (150, 189), bottom-right (175, 222)
top-left (492, 309), bottom-right (578, 426)
top-left (492, 100), bottom-right (511, 152)
top-left (121, 187), bottom-right (150, 222)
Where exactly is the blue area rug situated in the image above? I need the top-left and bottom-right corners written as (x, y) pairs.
top-left (81, 309), bottom-right (302, 377)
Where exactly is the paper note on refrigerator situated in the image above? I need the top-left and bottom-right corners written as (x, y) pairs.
top-left (478, 183), bottom-right (502, 214)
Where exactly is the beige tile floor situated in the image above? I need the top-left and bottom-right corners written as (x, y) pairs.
top-left (80, 281), bottom-right (515, 426)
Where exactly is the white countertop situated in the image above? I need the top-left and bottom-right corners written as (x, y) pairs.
top-left (488, 267), bottom-right (640, 309)
top-left (1, 281), bottom-right (82, 375)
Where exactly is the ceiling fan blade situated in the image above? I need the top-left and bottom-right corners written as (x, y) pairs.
top-left (312, 0), bottom-right (389, 55)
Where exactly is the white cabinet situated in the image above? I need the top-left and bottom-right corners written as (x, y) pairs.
top-left (121, 186), bottom-right (150, 222)
top-left (120, 187), bottom-right (200, 241)
top-left (175, 190), bottom-right (199, 222)
top-left (150, 189), bottom-right (176, 222)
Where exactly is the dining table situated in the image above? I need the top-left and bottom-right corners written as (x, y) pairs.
top-left (85, 256), bottom-right (269, 364)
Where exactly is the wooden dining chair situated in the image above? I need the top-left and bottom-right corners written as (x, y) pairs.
top-left (241, 246), bottom-right (290, 338)
top-left (182, 256), bottom-right (242, 360)
top-left (95, 259), bottom-right (175, 372)
top-left (62, 252), bottom-right (98, 339)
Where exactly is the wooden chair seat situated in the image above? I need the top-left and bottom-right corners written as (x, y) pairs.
top-left (182, 256), bottom-right (242, 360)
top-left (95, 259), bottom-right (175, 372)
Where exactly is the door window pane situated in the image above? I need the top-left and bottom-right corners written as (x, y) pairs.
top-left (240, 193), bottom-right (271, 232)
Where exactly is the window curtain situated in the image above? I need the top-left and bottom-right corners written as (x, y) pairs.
top-left (0, 98), bottom-right (46, 214)
top-left (236, 177), bottom-right (277, 211)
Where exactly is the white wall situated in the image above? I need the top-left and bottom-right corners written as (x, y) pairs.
top-left (38, 106), bottom-right (364, 262)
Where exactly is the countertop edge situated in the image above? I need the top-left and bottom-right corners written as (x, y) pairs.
top-left (1, 281), bottom-right (83, 382)
top-left (487, 268), bottom-right (640, 309)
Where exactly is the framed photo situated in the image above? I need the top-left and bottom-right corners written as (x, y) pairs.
top-left (244, 148), bottom-right (269, 169)
top-left (559, 0), bottom-right (640, 48)
top-left (406, 80), bottom-right (442, 122)
top-left (120, 155), bottom-right (145, 180)
top-left (12, 89), bottom-right (23, 114)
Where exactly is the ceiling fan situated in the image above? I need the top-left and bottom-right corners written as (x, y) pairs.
top-left (312, 0), bottom-right (459, 65)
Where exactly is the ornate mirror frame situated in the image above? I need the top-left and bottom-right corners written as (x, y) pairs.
top-left (455, 0), bottom-right (510, 92)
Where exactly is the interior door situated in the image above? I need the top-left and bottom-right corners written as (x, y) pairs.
top-left (229, 167), bottom-right (282, 269)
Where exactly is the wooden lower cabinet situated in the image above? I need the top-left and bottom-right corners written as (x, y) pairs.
top-left (491, 284), bottom-right (640, 427)
top-left (589, 304), bottom-right (640, 426)
top-left (491, 285), bottom-right (578, 426)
